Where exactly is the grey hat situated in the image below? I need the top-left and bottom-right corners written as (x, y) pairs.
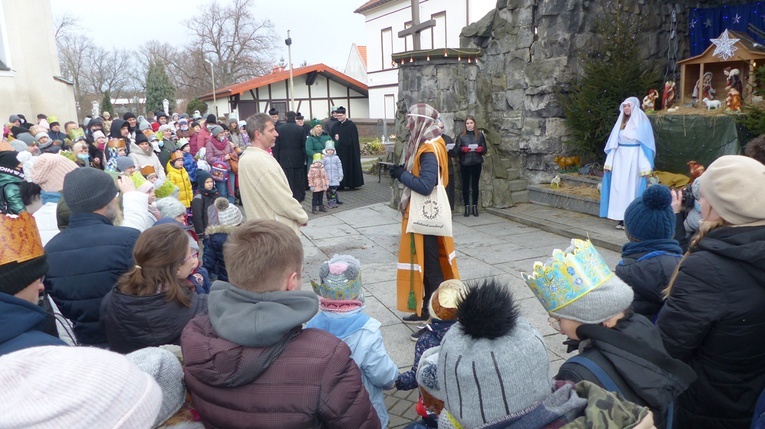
top-left (10, 140), bottom-right (28, 152)
top-left (420, 280), bottom-right (551, 427)
top-left (215, 197), bottom-right (242, 226)
top-left (139, 120), bottom-right (151, 131)
top-left (115, 156), bottom-right (135, 173)
top-left (8, 114), bottom-right (20, 123)
top-left (155, 197), bottom-right (186, 219)
top-left (62, 168), bottom-right (118, 213)
top-left (549, 275), bottom-right (634, 324)
top-left (125, 347), bottom-right (185, 427)
top-left (209, 125), bottom-right (224, 138)
top-left (15, 133), bottom-right (36, 146)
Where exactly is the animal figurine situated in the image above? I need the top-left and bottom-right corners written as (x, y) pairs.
top-left (687, 160), bottom-right (706, 183)
top-left (702, 98), bottom-right (722, 111)
top-left (662, 80), bottom-right (677, 110)
top-left (642, 89), bottom-right (659, 112)
top-left (550, 175), bottom-right (561, 189)
top-left (554, 155), bottom-right (581, 172)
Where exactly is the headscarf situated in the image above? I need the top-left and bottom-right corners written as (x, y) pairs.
top-left (400, 103), bottom-right (441, 211)
top-left (604, 97), bottom-right (656, 157)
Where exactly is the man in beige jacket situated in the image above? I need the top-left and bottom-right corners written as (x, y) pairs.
top-left (239, 113), bottom-right (308, 235)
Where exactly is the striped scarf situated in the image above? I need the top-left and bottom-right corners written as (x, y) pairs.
top-left (400, 103), bottom-right (441, 211)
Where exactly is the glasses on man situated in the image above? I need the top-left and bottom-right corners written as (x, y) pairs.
top-left (183, 251), bottom-right (199, 264)
top-left (547, 316), bottom-right (561, 332)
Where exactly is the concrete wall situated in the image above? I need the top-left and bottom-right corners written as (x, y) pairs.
top-left (0, 0), bottom-right (77, 123)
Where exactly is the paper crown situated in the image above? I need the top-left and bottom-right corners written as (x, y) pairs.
top-left (67, 128), bottom-right (85, 141)
top-left (169, 150), bottom-right (183, 162)
top-left (139, 165), bottom-right (156, 177)
top-left (107, 138), bottom-right (126, 149)
top-left (0, 212), bottom-right (44, 266)
top-left (521, 239), bottom-right (613, 313)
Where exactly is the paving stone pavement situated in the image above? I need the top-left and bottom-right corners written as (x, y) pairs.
top-left (297, 180), bottom-right (626, 428)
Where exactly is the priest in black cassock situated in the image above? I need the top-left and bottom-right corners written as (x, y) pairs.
top-left (331, 106), bottom-right (364, 189)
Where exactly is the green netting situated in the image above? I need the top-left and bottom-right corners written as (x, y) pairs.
top-left (649, 114), bottom-right (742, 173)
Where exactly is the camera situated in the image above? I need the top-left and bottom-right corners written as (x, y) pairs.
top-left (680, 184), bottom-right (695, 210)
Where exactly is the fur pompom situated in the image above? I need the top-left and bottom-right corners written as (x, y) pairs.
top-left (214, 197), bottom-right (229, 211)
top-left (457, 278), bottom-right (519, 340)
top-left (642, 184), bottom-right (671, 210)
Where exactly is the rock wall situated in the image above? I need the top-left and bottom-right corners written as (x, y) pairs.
top-left (395, 0), bottom-right (754, 208)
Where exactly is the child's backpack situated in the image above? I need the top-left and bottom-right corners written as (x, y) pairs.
top-left (210, 161), bottom-right (228, 182)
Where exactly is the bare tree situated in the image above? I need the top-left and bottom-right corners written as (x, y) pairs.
top-left (84, 47), bottom-right (134, 99)
top-left (186, 0), bottom-right (278, 88)
top-left (54, 13), bottom-right (78, 40)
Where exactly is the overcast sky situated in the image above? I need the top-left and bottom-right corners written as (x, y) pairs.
top-left (50, 0), bottom-right (366, 71)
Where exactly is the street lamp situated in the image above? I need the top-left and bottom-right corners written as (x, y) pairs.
top-left (204, 58), bottom-right (217, 117)
top-left (285, 31), bottom-right (294, 111)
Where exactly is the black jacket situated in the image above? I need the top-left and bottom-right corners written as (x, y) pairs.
top-left (616, 249), bottom-right (682, 320)
top-left (44, 212), bottom-right (140, 346)
top-left (452, 130), bottom-right (487, 167)
top-left (101, 287), bottom-right (207, 354)
top-left (332, 119), bottom-right (364, 188)
top-left (657, 225), bottom-right (765, 429)
top-left (274, 121), bottom-right (307, 169)
top-left (556, 314), bottom-right (696, 429)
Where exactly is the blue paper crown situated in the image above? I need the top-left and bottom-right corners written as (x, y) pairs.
top-left (521, 239), bottom-right (613, 312)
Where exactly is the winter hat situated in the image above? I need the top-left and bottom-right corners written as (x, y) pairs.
top-left (206, 113), bottom-right (217, 124)
top-left (623, 185), bottom-right (675, 241)
top-left (699, 155), bottom-right (765, 225)
top-left (335, 106), bottom-right (346, 114)
top-left (0, 150), bottom-right (20, 169)
top-left (310, 119), bottom-right (322, 128)
top-left (420, 279), bottom-right (551, 428)
top-left (34, 131), bottom-right (50, 144)
top-left (210, 125), bottom-right (224, 138)
top-left (138, 119), bottom-right (151, 132)
top-left (428, 279), bottom-right (465, 321)
top-left (156, 197), bottom-right (186, 219)
top-left (178, 138), bottom-right (190, 150)
top-left (123, 112), bottom-right (136, 121)
top-left (148, 134), bottom-right (160, 143)
top-left (156, 112), bottom-right (168, 121)
top-left (296, 112), bottom-right (304, 120)
top-left (92, 130), bottom-right (105, 141)
top-left (324, 140), bottom-right (335, 151)
top-left (151, 122), bottom-right (160, 132)
top-left (0, 346), bottom-right (162, 428)
top-left (523, 239), bottom-right (633, 324)
top-left (115, 156), bottom-right (135, 173)
top-left (0, 212), bottom-right (48, 296)
top-left (238, 120), bottom-right (247, 128)
top-left (197, 170), bottom-right (213, 186)
top-left (9, 139), bottom-right (27, 153)
top-left (63, 167), bottom-right (119, 213)
top-left (15, 132), bottom-right (36, 146)
top-left (137, 181), bottom-right (155, 196)
top-left (135, 132), bottom-right (149, 144)
top-left (215, 197), bottom-right (242, 227)
top-left (30, 153), bottom-right (78, 193)
top-left (126, 347), bottom-right (186, 427)
top-left (310, 254), bottom-right (364, 312)
top-left (8, 114), bottom-right (20, 123)
top-left (268, 108), bottom-right (278, 116)
top-left (312, 153), bottom-right (323, 163)
top-left (158, 124), bottom-right (174, 134)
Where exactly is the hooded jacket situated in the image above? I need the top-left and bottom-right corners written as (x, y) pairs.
top-left (0, 293), bottom-right (66, 356)
top-left (657, 225), bottom-right (765, 429)
top-left (191, 171), bottom-right (219, 237)
top-left (166, 160), bottom-right (193, 208)
top-left (0, 169), bottom-right (24, 214)
top-left (129, 141), bottom-right (166, 180)
top-left (109, 119), bottom-right (128, 141)
top-left (100, 287), bottom-right (207, 354)
top-left (202, 224), bottom-right (234, 282)
top-left (556, 313), bottom-right (696, 429)
top-left (181, 281), bottom-right (380, 429)
top-left (616, 240), bottom-right (683, 320)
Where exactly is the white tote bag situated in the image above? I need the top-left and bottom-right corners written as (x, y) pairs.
top-left (406, 148), bottom-right (453, 237)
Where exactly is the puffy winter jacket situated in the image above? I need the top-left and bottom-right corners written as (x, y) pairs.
top-left (657, 225), bottom-right (765, 429)
top-left (0, 171), bottom-right (25, 214)
top-left (322, 155), bottom-right (343, 187)
top-left (166, 161), bottom-right (193, 208)
top-left (0, 293), bottom-right (66, 356)
top-left (44, 212), bottom-right (140, 346)
top-left (396, 319), bottom-right (455, 391)
top-left (100, 287), bottom-right (207, 354)
top-left (182, 151), bottom-right (198, 184)
top-left (202, 224), bottom-right (233, 281)
top-left (616, 246), bottom-right (682, 320)
top-left (452, 130), bottom-right (487, 167)
top-left (128, 141), bottom-right (166, 180)
top-left (306, 134), bottom-right (330, 162)
top-left (182, 313), bottom-right (380, 429)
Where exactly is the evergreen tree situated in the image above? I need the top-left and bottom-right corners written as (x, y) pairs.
top-left (101, 91), bottom-right (114, 118)
top-left (145, 61), bottom-right (176, 114)
top-left (186, 98), bottom-right (208, 116)
top-left (736, 66), bottom-right (765, 136)
top-left (558, 6), bottom-right (657, 159)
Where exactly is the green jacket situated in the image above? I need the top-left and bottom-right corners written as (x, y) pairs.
top-left (0, 172), bottom-right (25, 214)
top-left (305, 134), bottom-right (330, 161)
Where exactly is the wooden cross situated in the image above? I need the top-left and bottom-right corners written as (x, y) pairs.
top-left (397, 0), bottom-right (436, 51)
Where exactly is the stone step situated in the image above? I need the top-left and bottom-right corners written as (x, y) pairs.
top-left (528, 185), bottom-right (599, 216)
top-left (508, 178), bottom-right (528, 192)
top-left (506, 168), bottom-right (521, 180)
top-left (511, 190), bottom-right (529, 204)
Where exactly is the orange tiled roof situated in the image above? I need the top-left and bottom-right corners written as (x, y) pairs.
top-left (358, 45), bottom-right (367, 68)
top-left (198, 63), bottom-right (368, 101)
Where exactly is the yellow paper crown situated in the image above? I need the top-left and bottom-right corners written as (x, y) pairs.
top-left (0, 212), bottom-right (44, 266)
top-left (521, 239), bottom-right (613, 312)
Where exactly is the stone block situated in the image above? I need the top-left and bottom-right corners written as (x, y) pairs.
top-left (512, 190), bottom-right (530, 203)
top-left (491, 179), bottom-right (515, 208)
top-left (540, 0), bottom-right (568, 16)
top-left (525, 57), bottom-right (568, 88)
top-left (545, 117), bottom-right (569, 138)
top-left (517, 27), bottom-right (535, 49)
top-left (508, 178), bottom-right (529, 192)
top-left (506, 89), bottom-right (525, 110)
top-left (506, 167), bottom-right (521, 180)
top-left (521, 117), bottom-right (544, 137)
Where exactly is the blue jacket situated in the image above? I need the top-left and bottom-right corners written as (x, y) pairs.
top-left (0, 293), bottom-right (66, 356)
top-left (44, 212), bottom-right (140, 346)
top-left (306, 309), bottom-right (398, 428)
top-left (203, 224), bottom-right (233, 282)
top-left (183, 151), bottom-right (198, 184)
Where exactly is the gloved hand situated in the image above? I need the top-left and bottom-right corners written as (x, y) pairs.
top-left (390, 164), bottom-right (406, 180)
top-left (461, 146), bottom-right (470, 153)
top-left (475, 146), bottom-right (483, 153)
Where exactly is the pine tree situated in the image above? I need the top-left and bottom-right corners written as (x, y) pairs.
top-left (101, 90), bottom-right (114, 118)
top-left (558, 6), bottom-right (657, 159)
top-left (186, 98), bottom-right (208, 116)
top-left (145, 61), bottom-right (176, 114)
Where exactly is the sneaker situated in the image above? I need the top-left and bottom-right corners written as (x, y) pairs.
top-left (312, 208), bottom-right (318, 214)
top-left (319, 205), bottom-right (327, 212)
top-left (336, 200), bottom-right (344, 205)
top-left (615, 221), bottom-right (624, 230)
top-left (410, 325), bottom-right (432, 342)
top-left (402, 312), bottom-right (429, 324)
